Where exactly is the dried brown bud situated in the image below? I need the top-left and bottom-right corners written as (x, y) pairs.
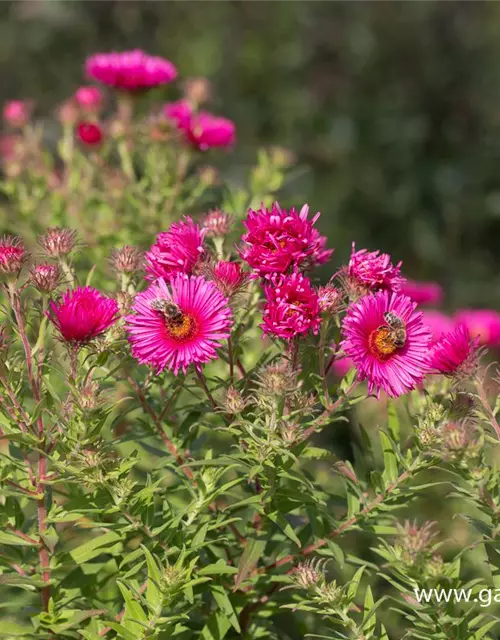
top-left (110, 245), bottom-right (143, 275)
top-left (256, 360), bottom-right (298, 396)
top-left (29, 263), bottom-right (61, 293)
top-left (38, 227), bottom-right (78, 258)
top-left (222, 386), bottom-right (247, 414)
top-left (203, 210), bottom-right (233, 238)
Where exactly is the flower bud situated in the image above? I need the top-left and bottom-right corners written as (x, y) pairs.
top-left (110, 246), bottom-right (143, 275)
top-left (183, 77), bottom-right (212, 106)
top-left (318, 284), bottom-right (343, 315)
top-left (57, 99), bottom-right (79, 126)
top-left (203, 209), bottom-right (233, 238)
top-left (3, 100), bottom-right (32, 128)
top-left (0, 235), bottom-right (28, 276)
top-left (222, 386), bottom-right (247, 414)
top-left (29, 263), bottom-right (61, 293)
top-left (77, 121), bottom-right (104, 147)
top-left (38, 227), bottom-right (78, 258)
top-left (74, 86), bottom-right (103, 113)
top-left (198, 166), bottom-right (219, 186)
top-left (394, 520), bottom-right (438, 565)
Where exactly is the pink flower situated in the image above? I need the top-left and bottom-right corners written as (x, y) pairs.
top-left (126, 274), bottom-right (233, 375)
top-left (341, 291), bottom-right (431, 398)
top-left (74, 86), bottom-right (103, 112)
top-left (346, 243), bottom-right (404, 294)
top-left (331, 356), bottom-right (354, 377)
top-left (145, 217), bottom-right (206, 282)
top-left (164, 99), bottom-right (193, 129)
top-left (3, 100), bottom-right (32, 127)
top-left (48, 287), bottom-right (118, 344)
top-left (454, 310), bottom-right (500, 347)
top-left (164, 101), bottom-right (236, 151)
top-left (422, 311), bottom-right (455, 342)
top-left (85, 50), bottom-right (177, 92)
top-left (0, 236), bottom-right (27, 275)
top-left (77, 122), bottom-right (103, 146)
top-left (261, 273), bottom-right (321, 340)
top-left (239, 202), bottom-right (333, 277)
top-left (428, 324), bottom-right (480, 378)
top-left (400, 279), bottom-right (443, 306)
top-left (209, 260), bottom-right (253, 297)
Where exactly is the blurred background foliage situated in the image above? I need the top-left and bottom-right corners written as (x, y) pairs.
top-left (2, 0), bottom-right (500, 307)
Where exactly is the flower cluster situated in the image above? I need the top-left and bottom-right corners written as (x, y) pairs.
top-left (164, 99), bottom-right (235, 150)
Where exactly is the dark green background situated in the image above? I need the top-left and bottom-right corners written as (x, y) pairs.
top-left (3, 1), bottom-right (500, 309)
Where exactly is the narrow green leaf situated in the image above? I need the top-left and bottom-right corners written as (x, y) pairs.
top-left (267, 511), bottom-right (301, 548)
top-left (233, 537), bottom-right (267, 591)
top-left (70, 531), bottom-right (122, 564)
top-left (347, 565), bottom-right (366, 601)
top-left (201, 611), bottom-right (231, 640)
top-left (380, 432), bottom-right (398, 485)
top-left (387, 400), bottom-right (400, 443)
top-left (211, 585), bottom-right (241, 634)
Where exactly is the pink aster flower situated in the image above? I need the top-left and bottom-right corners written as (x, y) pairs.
top-left (85, 50), bottom-right (177, 92)
top-left (0, 236), bottom-right (27, 275)
top-left (164, 99), bottom-right (193, 129)
top-left (164, 101), bottom-right (235, 151)
top-left (208, 260), bottom-right (253, 297)
top-left (77, 122), bottom-right (103, 146)
top-left (74, 86), bottom-right (103, 112)
top-left (454, 310), bottom-right (500, 347)
top-left (400, 279), bottom-right (443, 306)
top-left (239, 202), bottom-right (333, 277)
top-left (422, 310), bottom-right (455, 342)
top-left (3, 100), bottom-right (32, 128)
top-left (145, 217), bottom-right (206, 282)
top-left (341, 291), bottom-right (431, 398)
top-left (346, 243), bottom-right (404, 295)
top-left (428, 324), bottom-right (480, 378)
top-left (261, 273), bottom-right (321, 340)
top-left (48, 287), bottom-right (118, 344)
top-left (331, 356), bottom-right (354, 377)
top-left (126, 274), bottom-right (232, 375)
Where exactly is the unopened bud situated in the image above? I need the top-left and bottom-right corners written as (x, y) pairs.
top-left (318, 285), bottom-right (343, 315)
top-left (0, 236), bottom-right (28, 276)
top-left (203, 210), bottom-right (233, 238)
top-left (38, 227), bottom-right (78, 258)
top-left (110, 246), bottom-right (143, 275)
top-left (29, 263), bottom-right (61, 293)
top-left (222, 386), bottom-right (247, 414)
top-left (183, 77), bottom-right (212, 107)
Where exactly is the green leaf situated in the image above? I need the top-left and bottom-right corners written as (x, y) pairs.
top-left (347, 565), bottom-right (366, 601)
top-left (233, 537), bottom-right (267, 591)
top-left (101, 622), bottom-right (138, 640)
top-left (387, 400), bottom-right (400, 443)
top-left (199, 560), bottom-right (238, 576)
top-left (117, 582), bottom-right (148, 634)
top-left (210, 585), bottom-right (241, 634)
top-left (380, 432), bottom-right (398, 485)
top-left (267, 511), bottom-right (301, 547)
top-left (70, 531), bottom-right (122, 564)
top-left (0, 622), bottom-right (34, 637)
top-left (0, 531), bottom-right (37, 547)
top-left (142, 546), bottom-right (162, 612)
top-left (201, 611), bottom-right (232, 640)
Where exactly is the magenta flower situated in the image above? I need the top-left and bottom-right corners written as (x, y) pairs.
top-left (126, 274), bottom-right (233, 375)
top-left (454, 310), bottom-right (500, 347)
top-left (347, 243), bottom-right (404, 294)
top-left (164, 99), bottom-right (193, 129)
top-left (239, 202), bottom-right (333, 277)
top-left (74, 86), bottom-right (103, 112)
top-left (3, 100), bottom-right (32, 127)
top-left (331, 356), bottom-right (354, 377)
top-left (164, 101), bottom-right (235, 151)
top-left (145, 217), bottom-right (206, 282)
top-left (85, 50), bottom-right (177, 92)
top-left (77, 122), bottom-right (103, 146)
top-left (0, 236), bottom-right (27, 275)
top-left (341, 291), bottom-right (431, 398)
top-left (261, 273), bottom-right (321, 340)
top-left (422, 310), bottom-right (455, 342)
top-left (428, 324), bottom-right (480, 378)
top-left (48, 287), bottom-right (118, 344)
top-left (209, 260), bottom-right (253, 297)
top-left (400, 279), bottom-right (443, 306)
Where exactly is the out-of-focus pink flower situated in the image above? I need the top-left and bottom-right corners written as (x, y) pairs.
top-left (0, 135), bottom-right (18, 161)
top-left (126, 274), bottom-right (232, 375)
top-left (239, 202), bottom-right (333, 277)
top-left (346, 243), bottom-right (404, 295)
top-left (164, 101), bottom-right (235, 150)
top-left (145, 217), bottom-right (206, 282)
top-left (86, 50), bottom-right (177, 92)
top-left (77, 122), bottom-right (104, 146)
top-left (422, 310), bottom-right (456, 342)
top-left (0, 236), bottom-right (27, 275)
top-left (341, 291), bottom-right (431, 398)
top-left (428, 324), bottom-right (480, 378)
top-left (331, 355), bottom-right (354, 377)
top-left (57, 99), bottom-right (79, 126)
top-left (74, 86), bottom-right (103, 112)
top-left (3, 100), bottom-right (32, 127)
top-left (454, 309), bottom-right (500, 347)
top-left (209, 260), bottom-right (253, 297)
top-left (164, 99), bottom-right (193, 129)
top-left (48, 287), bottom-right (118, 344)
top-left (261, 272), bottom-right (321, 340)
top-left (400, 279), bottom-right (443, 306)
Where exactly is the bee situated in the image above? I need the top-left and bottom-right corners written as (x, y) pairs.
top-left (151, 299), bottom-right (184, 323)
top-left (382, 311), bottom-right (406, 348)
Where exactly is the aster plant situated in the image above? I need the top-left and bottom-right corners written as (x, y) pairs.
top-left (1, 49), bottom-right (500, 640)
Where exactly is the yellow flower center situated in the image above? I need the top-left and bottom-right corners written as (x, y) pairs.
top-left (368, 326), bottom-right (399, 361)
top-left (165, 313), bottom-right (198, 342)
